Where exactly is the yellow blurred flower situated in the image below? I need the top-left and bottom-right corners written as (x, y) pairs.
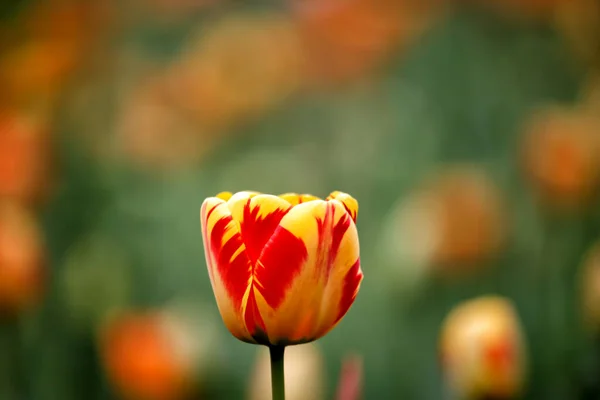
top-left (440, 296), bottom-right (527, 400)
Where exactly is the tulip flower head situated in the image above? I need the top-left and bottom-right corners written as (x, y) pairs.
top-left (200, 191), bottom-right (362, 346)
top-left (440, 296), bottom-right (527, 400)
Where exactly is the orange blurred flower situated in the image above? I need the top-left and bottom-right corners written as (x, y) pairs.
top-left (0, 39), bottom-right (82, 106)
top-left (165, 13), bottom-right (306, 131)
top-left (248, 343), bottom-right (325, 400)
top-left (101, 311), bottom-right (201, 400)
top-left (291, 0), bottom-right (438, 85)
top-left (389, 167), bottom-right (506, 271)
top-left (521, 106), bottom-right (600, 209)
top-left (440, 296), bottom-right (527, 400)
top-left (0, 1), bottom-right (111, 107)
top-left (200, 191), bottom-right (362, 345)
top-left (0, 110), bottom-right (53, 205)
top-left (0, 202), bottom-right (46, 315)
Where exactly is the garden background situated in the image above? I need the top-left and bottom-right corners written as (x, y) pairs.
top-left (1, 0), bottom-right (600, 399)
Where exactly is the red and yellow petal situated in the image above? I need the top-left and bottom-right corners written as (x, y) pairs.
top-left (227, 194), bottom-right (292, 264)
top-left (200, 197), bottom-right (254, 343)
top-left (225, 191), bottom-right (260, 208)
top-left (327, 191), bottom-right (359, 223)
top-left (215, 191), bottom-right (233, 201)
top-left (226, 194), bottom-right (292, 342)
top-left (253, 199), bottom-right (362, 344)
top-left (201, 190), bottom-right (362, 346)
top-left (278, 193), bottom-right (321, 205)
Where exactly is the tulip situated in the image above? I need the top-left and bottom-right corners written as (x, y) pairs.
top-left (382, 167), bottom-right (505, 277)
top-left (100, 307), bottom-right (218, 400)
top-left (200, 190), bottom-right (363, 400)
top-left (0, 111), bottom-right (53, 205)
top-left (439, 296), bottom-right (527, 400)
top-left (521, 106), bottom-right (600, 210)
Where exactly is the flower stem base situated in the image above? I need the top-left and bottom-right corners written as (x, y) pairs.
top-left (269, 345), bottom-right (286, 400)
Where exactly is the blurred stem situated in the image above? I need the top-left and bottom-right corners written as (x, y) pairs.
top-left (269, 345), bottom-right (285, 400)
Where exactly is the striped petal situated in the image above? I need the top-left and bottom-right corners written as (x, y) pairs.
top-left (200, 197), bottom-right (254, 342)
top-left (226, 194), bottom-right (292, 343)
top-left (278, 193), bottom-right (321, 205)
top-left (216, 191), bottom-right (233, 201)
top-left (327, 191), bottom-right (359, 223)
top-left (225, 191), bottom-right (260, 207)
top-left (253, 199), bottom-right (362, 345)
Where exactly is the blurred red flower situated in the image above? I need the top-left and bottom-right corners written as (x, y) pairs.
top-left (0, 110), bottom-right (53, 205)
top-left (101, 312), bottom-right (195, 400)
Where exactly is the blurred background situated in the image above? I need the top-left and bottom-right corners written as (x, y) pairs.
top-left (1, 0), bottom-right (600, 399)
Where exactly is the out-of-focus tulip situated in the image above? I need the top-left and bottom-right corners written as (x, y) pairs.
top-left (385, 167), bottom-right (505, 272)
top-left (335, 355), bottom-right (363, 400)
top-left (200, 191), bottom-right (362, 346)
top-left (0, 0), bottom-right (110, 107)
top-left (0, 39), bottom-right (82, 106)
top-left (165, 13), bottom-right (306, 131)
top-left (521, 106), bottom-right (600, 209)
top-left (0, 110), bottom-right (53, 204)
top-left (291, 0), bottom-right (435, 85)
top-left (440, 296), bottom-right (527, 400)
top-left (0, 202), bottom-right (45, 315)
top-left (115, 78), bottom-right (211, 171)
top-left (101, 308), bottom-right (215, 400)
top-left (580, 243), bottom-right (600, 333)
top-left (248, 343), bottom-right (325, 400)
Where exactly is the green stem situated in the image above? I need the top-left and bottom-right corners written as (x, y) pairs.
top-left (269, 345), bottom-right (286, 400)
